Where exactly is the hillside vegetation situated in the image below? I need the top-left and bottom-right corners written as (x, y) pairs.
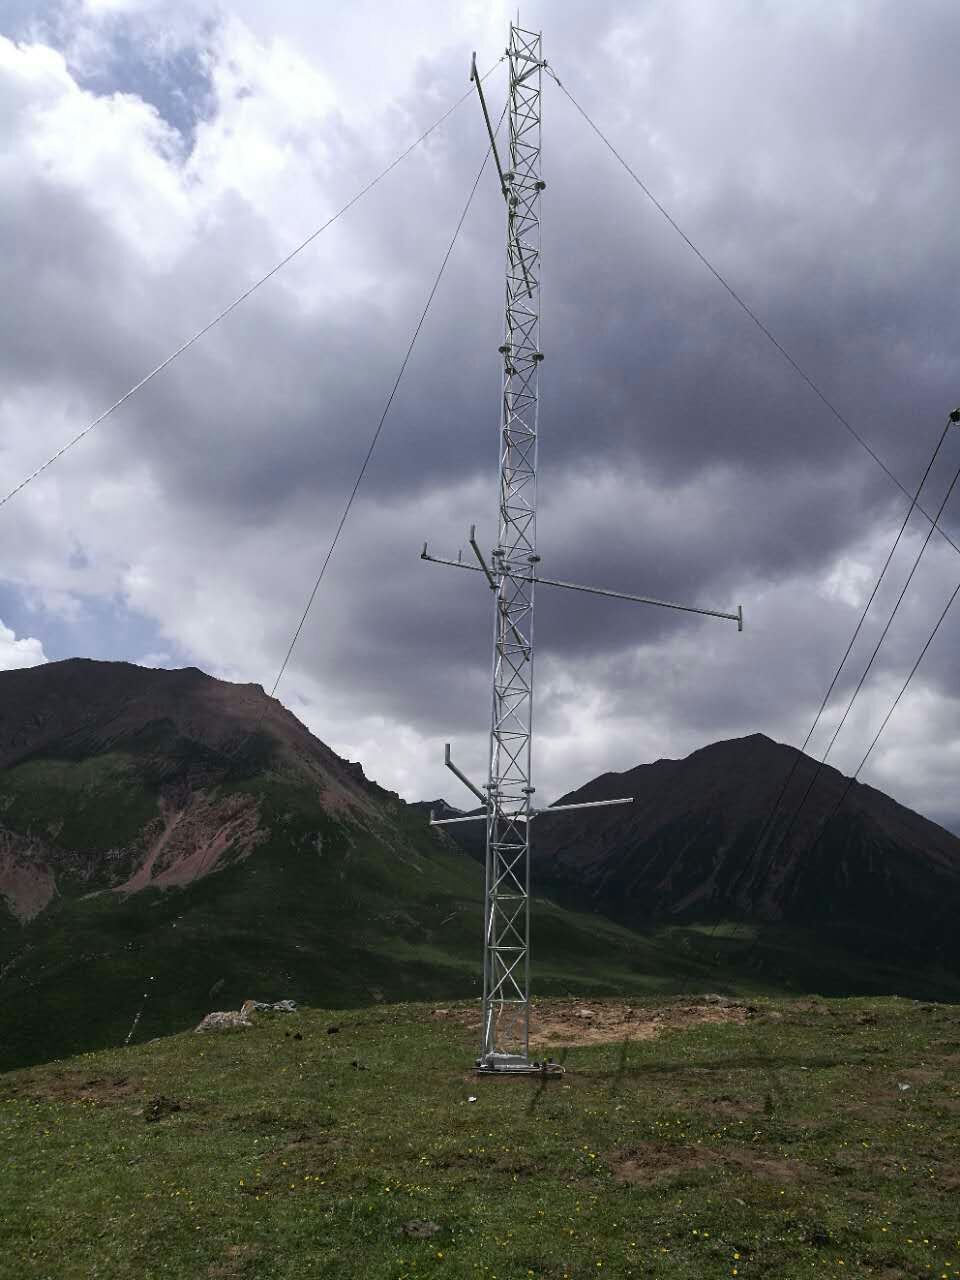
top-left (4, 660), bottom-right (960, 1073)
top-left (2, 995), bottom-right (959, 1279)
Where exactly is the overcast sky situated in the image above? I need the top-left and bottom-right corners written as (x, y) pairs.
top-left (2, 0), bottom-right (960, 832)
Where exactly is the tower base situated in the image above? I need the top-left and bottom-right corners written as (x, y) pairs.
top-left (475, 1052), bottom-right (564, 1076)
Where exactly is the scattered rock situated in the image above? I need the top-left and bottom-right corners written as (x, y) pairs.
top-left (806, 1224), bottom-right (832, 1248)
top-left (402, 1220), bottom-right (441, 1239)
top-left (251, 999), bottom-right (298, 1013)
top-left (575, 1008), bottom-right (595, 1020)
top-left (857, 1012), bottom-right (878, 1026)
top-left (195, 999), bottom-right (257, 1032)
top-left (144, 1095), bottom-right (181, 1123)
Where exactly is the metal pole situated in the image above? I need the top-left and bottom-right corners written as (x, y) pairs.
top-left (478, 22), bottom-right (545, 1073)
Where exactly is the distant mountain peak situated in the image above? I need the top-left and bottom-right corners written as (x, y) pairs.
top-left (529, 733), bottom-right (960, 955)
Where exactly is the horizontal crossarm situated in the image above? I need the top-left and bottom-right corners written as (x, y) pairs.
top-left (534, 796), bottom-right (634, 816)
top-left (430, 794), bottom-right (634, 826)
top-left (421, 545), bottom-right (743, 628)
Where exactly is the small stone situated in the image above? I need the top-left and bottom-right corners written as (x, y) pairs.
top-left (195, 999), bottom-right (256, 1032)
top-left (402, 1220), bottom-right (441, 1239)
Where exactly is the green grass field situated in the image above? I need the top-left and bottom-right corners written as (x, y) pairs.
top-left (2, 994), bottom-right (959, 1279)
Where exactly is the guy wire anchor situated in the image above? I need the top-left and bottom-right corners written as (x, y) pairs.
top-left (421, 22), bottom-right (744, 1076)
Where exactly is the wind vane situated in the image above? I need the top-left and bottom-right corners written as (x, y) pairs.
top-left (422, 22), bottom-right (743, 1074)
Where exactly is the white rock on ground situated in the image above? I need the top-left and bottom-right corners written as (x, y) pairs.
top-left (195, 998), bottom-right (257, 1032)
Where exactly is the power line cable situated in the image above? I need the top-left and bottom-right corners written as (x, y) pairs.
top-left (544, 65), bottom-right (960, 563)
top-left (266, 119), bottom-right (503, 701)
top-left (544, 64), bottom-right (960, 946)
top-left (734, 413), bottom-right (955, 890)
top-left (820, 572), bottom-right (960, 832)
top-left (187, 106), bottom-right (507, 877)
top-left (764, 450), bottom-right (960, 864)
top-left (0, 59), bottom-right (504, 512)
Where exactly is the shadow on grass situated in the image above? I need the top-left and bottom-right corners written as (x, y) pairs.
top-left (609, 1036), bottom-right (632, 1098)
top-left (589, 1051), bottom-right (851, 1080)
top-left (526, 1047), bottom-right (570, 1114)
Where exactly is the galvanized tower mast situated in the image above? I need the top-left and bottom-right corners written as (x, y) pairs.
top-left (422, 21), bottom-right (743, 1075)
top-left (480, 21), bottom-right (545, 1071)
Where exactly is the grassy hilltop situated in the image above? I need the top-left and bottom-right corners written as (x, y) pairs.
top-left (2, 994), bottom-right (959, 1279)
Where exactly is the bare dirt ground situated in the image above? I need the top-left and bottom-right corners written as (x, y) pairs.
top-left (609, 1141), bottom-right (814, 1187)
top-left (7, 1070), bottom-right (144, 1106)
top-left (429, 995), bottom-right (751, 1048)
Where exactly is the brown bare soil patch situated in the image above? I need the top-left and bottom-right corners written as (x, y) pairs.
top-left (0, 832), bottom-right (57, 921)
top-left (611, 1141), bottom-right (813, 1187)
top-left (5, 1071), bottom-right (143, 1106)
top-left (208, 1243), bottom-right (261, 1277)
top-left (707, 1092), bottom-right (760, 1118)
top-left (431, 996), bottom-right (749, 1048)
top-left (611, 1141), bottom-right (718, 1186)
top-left (115, 791), bottom-right (265, 894)
top-left (897, 1066), bottom-right (941, 1085)
top-left (723, 1148), bottom-right (813, 1182)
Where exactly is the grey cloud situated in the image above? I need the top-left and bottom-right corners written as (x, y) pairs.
top-left (2, 2), bottom-right (960, 831)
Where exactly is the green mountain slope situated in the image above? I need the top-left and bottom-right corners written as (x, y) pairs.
top-left (0, 661), bottom-right (738, 1070)
top-left (3, 660), bottom-right (959, 1074)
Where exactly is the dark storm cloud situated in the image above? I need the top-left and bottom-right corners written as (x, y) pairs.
top-left (2, 1), bottom-right (960, 822)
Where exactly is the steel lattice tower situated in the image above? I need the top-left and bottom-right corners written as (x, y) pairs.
top-left (480, 23), bottom-right (544, 1069)
top-left (422, 22), bottom-right (742, 1075)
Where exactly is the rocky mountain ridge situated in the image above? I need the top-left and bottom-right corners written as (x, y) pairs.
top-left (0, 658), bottom-right (390, 921)
top-left (1, 658), bottom-right (717, 1070)
top-left (528, 733), bottom-right (960, 963)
